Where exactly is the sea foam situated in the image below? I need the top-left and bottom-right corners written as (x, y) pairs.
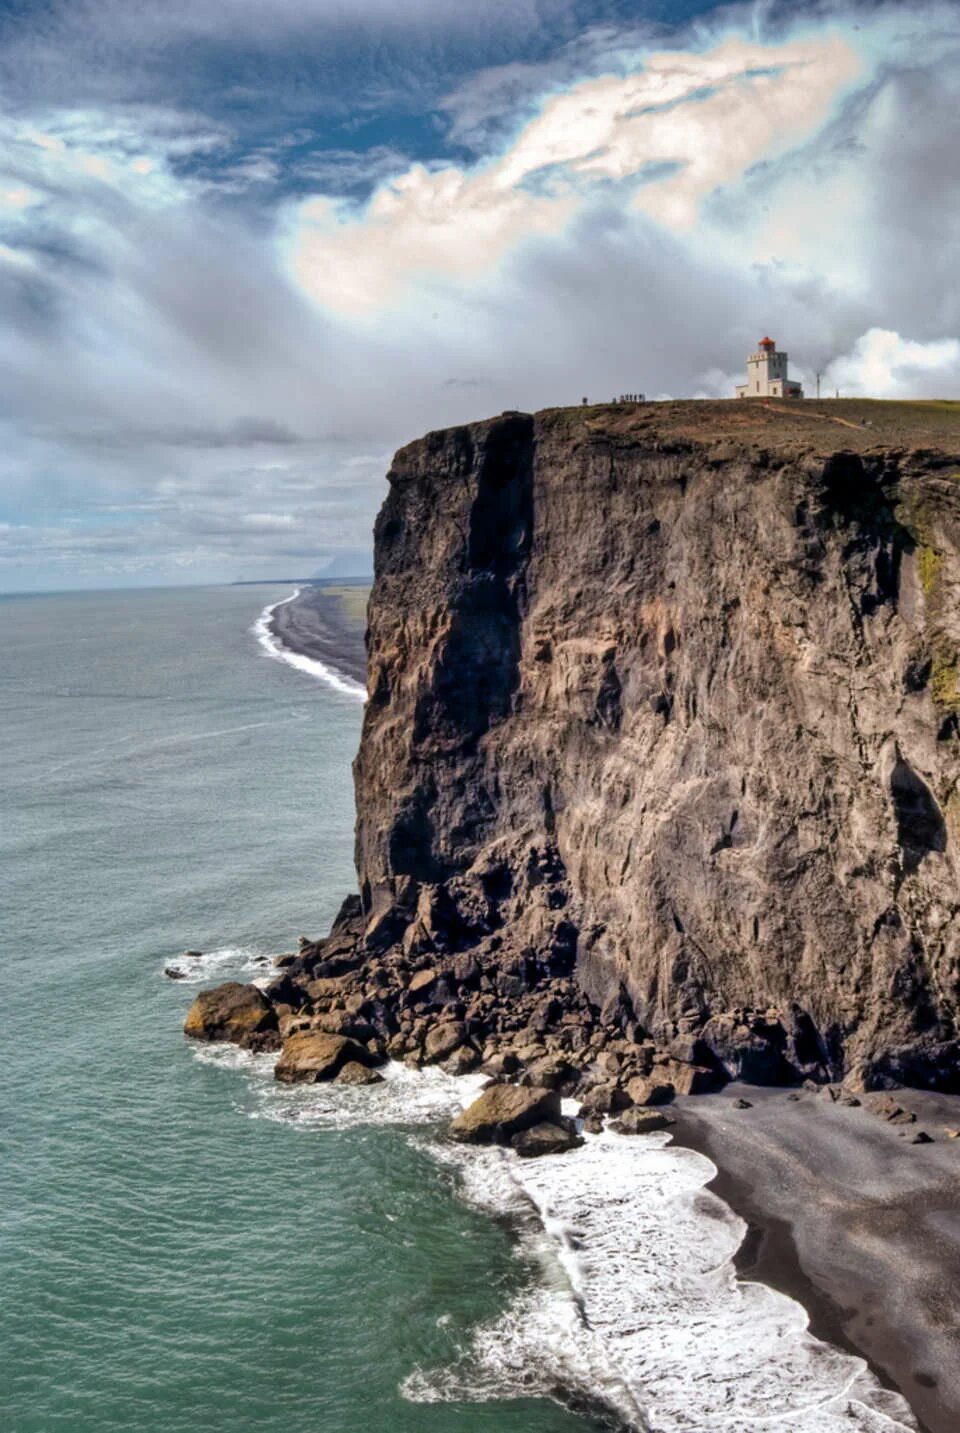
top-left (252, 590), bottom-right (366, 701)
top-left (193, 1037), bottom-right (918, 1432)
top-left (407, 1127), bottom-right (919, 1433)
top-left (163, 945), bottom-right (276, 985)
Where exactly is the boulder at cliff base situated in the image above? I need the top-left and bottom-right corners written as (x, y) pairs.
top-left (274, 1029), bottom-right (380, 1084)
top-left (449, 1084), bottom-right (561, 1144)
top-left (183, 981), bottom-right (277, 1045)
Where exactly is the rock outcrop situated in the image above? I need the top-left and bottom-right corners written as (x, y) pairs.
top-left (273, 1029), bottom-right (382, 1084)
top-left (183, 981), bottom-right (278, 1048)
top-left (340, 400), bottom-right (960, 1092)
top-left (449, 1084), bottom-right (561, 1143)
top-left (188, 400), bottom-right (960, 1099)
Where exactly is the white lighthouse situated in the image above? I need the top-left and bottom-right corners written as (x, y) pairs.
top-left (735, 336), bottom-right (803, 399)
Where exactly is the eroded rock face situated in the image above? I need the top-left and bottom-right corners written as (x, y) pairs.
top-left (183, 982), bottom-right (277, 1047)
top-left (346, 403), bottom-right (960, 1091)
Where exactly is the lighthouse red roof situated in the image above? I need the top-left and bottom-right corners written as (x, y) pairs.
top-left (759, 336), bottom-right (775, 348)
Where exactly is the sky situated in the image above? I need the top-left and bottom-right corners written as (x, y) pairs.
top-left (0, 0), bottom-right (958, 591)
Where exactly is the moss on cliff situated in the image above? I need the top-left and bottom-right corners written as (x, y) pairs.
top-left (899, 493), bottom-right (960, 713)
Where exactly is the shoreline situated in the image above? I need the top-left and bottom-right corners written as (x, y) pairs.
top-left (671, 1084), bottom-right (960, 1433)
top-left (194, 903), bottom-right (956, 1431)
top-left (262, 584), bottom-right (368, 690)
top-left (255, 578), bottom-right (369, 696)
top-left (184, 945), bottom-right (933, 1431)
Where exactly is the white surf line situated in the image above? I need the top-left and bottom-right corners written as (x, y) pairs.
top-left (252, 589), bottom-right (366, 701)
top-left (408, 1126), bottom-right (919, 1433)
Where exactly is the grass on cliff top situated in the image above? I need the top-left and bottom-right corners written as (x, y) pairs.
top-left (321, 584), bottom-right (370, 624)
top-left (538, 398), bottom-right (960, 455)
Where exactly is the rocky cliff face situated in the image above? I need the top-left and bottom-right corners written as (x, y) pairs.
top-left (346, 400), bottom-right (960, 1090)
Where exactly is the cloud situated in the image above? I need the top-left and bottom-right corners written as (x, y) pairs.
top-left (823, 329), bottom-right (960, 398)
top-left (0, 1), bottom-right (958, 590)
top-left (287, 32), bottom-right (861, 314)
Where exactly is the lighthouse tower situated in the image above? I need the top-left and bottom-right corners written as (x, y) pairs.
top-left (735, 337), bottom-right (803, 399)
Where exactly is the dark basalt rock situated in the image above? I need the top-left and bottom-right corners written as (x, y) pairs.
top-left (274, 1031), bottom-right (381, 1084)
top-left (183, 981), bottom-right (277, 1045)
top-left (189, 404), bottom-right (960, 1098)
top-left (511, 1119), bottom-right (584, 1158)
top-left (611, 1108), bottom-right (676, 1135)
top-left (449, 1085), bottom-right (561, 1144)
top-left (346, 406), bottom-right (960, 1093)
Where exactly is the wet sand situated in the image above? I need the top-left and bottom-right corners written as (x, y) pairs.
top-left (671, 1084), bottom-right (960, 1433)
top-left (268, 584), bottom-right (368, 684)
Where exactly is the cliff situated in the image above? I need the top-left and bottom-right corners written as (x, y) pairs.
top-left (341, 398), bottom-right (960, 1090)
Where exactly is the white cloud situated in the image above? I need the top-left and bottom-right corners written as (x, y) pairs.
top-left (287, 32), bottom-right (861, 314)
top-left (824, 328), bottom-right (960, 398)
top-left (1, 2), bottom-right (959, 592)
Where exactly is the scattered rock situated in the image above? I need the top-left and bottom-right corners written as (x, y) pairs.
top-left (481, 1051), bottom-right (520, 1078)
top-left (336, 1061), bottom-right (385, 1086)
top-left (732, 1097), bottom-right (753, 1109)
top-left (511, 1120), bottom-right (584, 1158)
top-left (449, 1085), bottom-right (561, 1145)
top-left (867, 1094), bottom-right (916, 1125)
top-left (519, 1055), bottom-right (576, 1091)
top-left (408, 968), bottom-right (438, 997)
top-left (611, 1107), bottom-right (675, 1135)
top-left (912, 1130), bottom-right (933, 1145)
top-left (183, 981), bottom-right (277, 1045)
top-left (164, 966), bottom-right (188, 980)
top-left (624, 1075), bottom-right (675, 1107)
top-left (579, 1083), bottom-right (630, 1117)
top-left (244, 1029), bottom-right (282, 1053)
top-left (423, 1020), bottom-right (468, 1064)
top-left (444, 1045), bottom-right (481, 1076)
top-left (182, 950), bottom-right (204, 959)
top-left (666, 1063), bottom-right (724, 1096)
top-left (274, 1030), bottom-right (379, 1084)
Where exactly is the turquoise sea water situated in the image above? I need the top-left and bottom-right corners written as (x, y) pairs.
top-left (0, 586), bottom-right (597, 1433)
top-left (0, 586), bottom-right (927, 1433)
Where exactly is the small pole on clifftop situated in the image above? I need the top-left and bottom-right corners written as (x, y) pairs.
top-left (815, 371), bottom-right (821, 400)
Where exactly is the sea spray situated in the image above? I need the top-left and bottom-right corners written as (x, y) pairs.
top-left (252, 589), bottom-right (366, 700)
top-left (412, 1131), bottom-right (919, 1433)
top-left (186, 997), bottom-right (917, 1433)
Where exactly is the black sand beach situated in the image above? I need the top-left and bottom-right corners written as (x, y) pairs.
top-left (673, 1085), bottom-right (960, 1433)
top-left (268, 583), bottom-right (369, 685)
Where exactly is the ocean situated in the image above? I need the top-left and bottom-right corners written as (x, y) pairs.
top-left (0, 585), bottom-right (919, 1433)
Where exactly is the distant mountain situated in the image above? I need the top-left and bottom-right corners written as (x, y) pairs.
top-left (311, 550), bottom-right (373, 582)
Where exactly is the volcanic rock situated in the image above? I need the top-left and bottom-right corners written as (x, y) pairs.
top-left (423, 1020), bottom-right (468, 1064)
top-left (511, 1120), bottom-right (584, 1158)
top-left (344, 404), bottom-right (960, 1091)
top-left (578, 1083), bottom-right (631, 1117)
top-left (611, 1108), bottom-right (676, 1135)
top-left (449, 1085), bottom-right (561, 1144)
top-left (336, 1061), bottom-right (385, 1086)
top-left (624, 1075), bottom-right (675, 1107)
top-left (274, 1030), bottom-right (379, 1084)
top-left (183, 981), bottom-right (277, 1045)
